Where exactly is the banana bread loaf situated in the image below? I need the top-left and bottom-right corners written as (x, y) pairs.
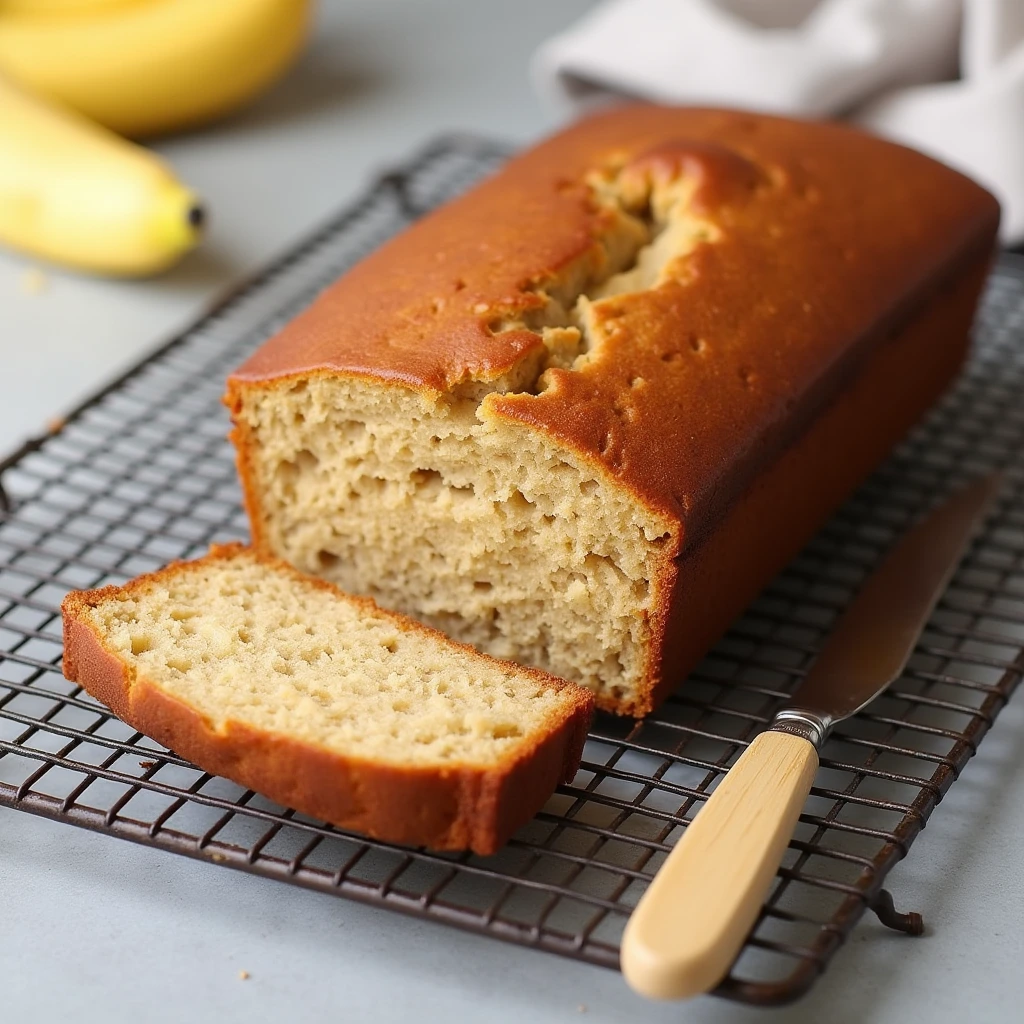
top-left (225, 106), bottom-right (999, 716)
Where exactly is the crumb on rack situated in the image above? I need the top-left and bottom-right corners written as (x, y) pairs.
top-left (19, 266), bottom-right (48, 295)
top-left (211, 852), bottom-right (226, 862)
top-left (46, 417), bottom-right (66, 436)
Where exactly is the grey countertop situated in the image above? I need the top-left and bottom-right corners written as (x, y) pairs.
top-left (1, 2), bottom-right (1022, 1021)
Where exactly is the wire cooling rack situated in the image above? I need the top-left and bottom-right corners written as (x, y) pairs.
top-left (2, 136), bottom-right (1023, 1007)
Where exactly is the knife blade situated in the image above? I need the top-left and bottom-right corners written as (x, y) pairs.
top-left (621, 472), bottom-right (1002, 1001)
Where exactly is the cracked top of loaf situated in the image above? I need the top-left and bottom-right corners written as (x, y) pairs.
top-left (227, 106), bottom-right (999, 533)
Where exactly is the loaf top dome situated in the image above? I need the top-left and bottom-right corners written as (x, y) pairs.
top-left (227, 106), bottom-right (999, 534)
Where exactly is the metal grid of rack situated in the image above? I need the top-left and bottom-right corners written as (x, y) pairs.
top-left (2, 136), bottom-right (1023, 1006)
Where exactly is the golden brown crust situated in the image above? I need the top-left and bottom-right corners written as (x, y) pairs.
top-left (226, 106), bottom-right (998, 530)
top-left (633, 253), bottom-right (992, 716)
top-left (61, 547), bottom-right (593, 855)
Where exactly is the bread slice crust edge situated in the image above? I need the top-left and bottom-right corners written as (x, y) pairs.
top-left (61, 544), bottom-right (594, 855)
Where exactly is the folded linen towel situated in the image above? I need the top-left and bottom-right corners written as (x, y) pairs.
top-left (535, 0), bottom-right (1024, 243)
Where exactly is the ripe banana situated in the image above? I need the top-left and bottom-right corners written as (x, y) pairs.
top-left (0, 1), bottom-right (144, 16)
top-left (0, 74), bottom-right (203, 274)
top-left (0, 0), bottom-right (312, 137)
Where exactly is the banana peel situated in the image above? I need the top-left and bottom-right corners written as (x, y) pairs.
top-left (0, 0), bottom-right (313, 275)
top-left (0, 0), bottom-right (312, 137)
top-left (0, 1), bottom-right (144, 17)
top-left (0, 73), bottom-right (204, 275)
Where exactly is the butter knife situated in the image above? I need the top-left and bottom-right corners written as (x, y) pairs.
top-left (621, 472), bottom-right (1003, 1000)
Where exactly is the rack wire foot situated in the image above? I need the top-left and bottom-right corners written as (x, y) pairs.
top-left (869, 889), bottom-right (924, 936)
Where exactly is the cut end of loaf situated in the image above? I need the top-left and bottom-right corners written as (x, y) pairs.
top-left (61, 545), bottom-right (594, 853)
top-left (230, 376), bottom-right (675, 715)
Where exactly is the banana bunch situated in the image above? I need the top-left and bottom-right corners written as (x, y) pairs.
top-left (0, 0), bottom-right (312, 275)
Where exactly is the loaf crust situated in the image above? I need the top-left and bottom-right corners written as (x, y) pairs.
top-left (229, 106), bottom-right (998, 528)
top-left (61, 545), bottom-right (593, 855)
top-left (226, 107), bottom-right (1000, 714)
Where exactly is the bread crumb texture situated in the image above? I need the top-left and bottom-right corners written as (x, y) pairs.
top-left (240, 377), bottom-right (668, 711)
top-left (78, 550), bottom-right (577, 768)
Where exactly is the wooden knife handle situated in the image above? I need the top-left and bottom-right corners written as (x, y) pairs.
top-left (621, 730), bottom-right (819, 1000)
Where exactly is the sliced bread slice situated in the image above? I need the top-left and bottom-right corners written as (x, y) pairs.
top-left (61, 543), bottom-right (593, 854)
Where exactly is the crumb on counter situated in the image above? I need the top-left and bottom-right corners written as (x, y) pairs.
top-left (238, 970), bottom-right (250, 981)
top-left (577, 1005), bottom-right (587, 1014)
top-left (19, 267), bottom-right (48, 295)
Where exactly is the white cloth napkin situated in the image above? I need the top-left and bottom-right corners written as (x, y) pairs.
top-left (534, 0), bottom-right (1024, 244)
